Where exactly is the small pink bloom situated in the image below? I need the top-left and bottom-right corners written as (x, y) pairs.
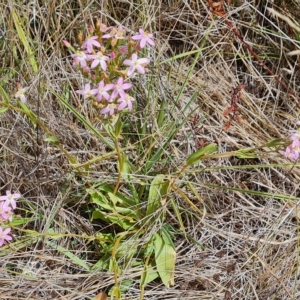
top-left (88, 52), bottom-right (110, 71)
top-left (123, 53), bottom-right (149, 76)
top-left (117, 94), bottom-right (134, 110)
top-left (0, 227), bottom-right (12, 247)
top-left (132, 29), bottom-right (155, 48)
top-left (111, 77), bottom-right (132, 99)
top-left (99, 23), bottom-right (111, 33)
top-left (279, 145), bottom-right (299, 160)
top-left (71, 51), bottom-right (88, 68)
top-left (88, 25), bottom-right (94, 33)
top-left (0, 190), bottom-right (20, 210)
top-left (291, 139), bottom-right (300, 154)
top-left (82, 36), bottom-right (101, 53)
top-left (82, 66), bottom-right (90, 74)
top-left (102, 26), bottom-right (125, 40)
top-left (100, 103), bottom-right (117, 116)
top-left (0, 202), bottom-right (12, 221)
top-left (110, 52), bottom-right (116, 59)
top-left (15, 86), bottom-right (29, 103)
top-left (119, 46), bottom-right (127, 54)
top-left (76, 83), bottom-right (98, 99)
top-left (96, 81), bottom-right (114, 102)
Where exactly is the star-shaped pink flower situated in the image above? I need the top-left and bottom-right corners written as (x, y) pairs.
top-left (0, 201), bottom-right (12, 221)
top-left (132, 29), bottom-right (155, 48)
top-left (71, 51), bottom-right (88, 68)
top-left (100, 103), bottom-right (117, 116)
top-left (0, 227), bottom-right (12, 247)
top-left (88, 52), bottom-right (110, 71)
top-left (123, 53), bottom-right (149, 76)
top-left (0, 190), bottom-right (20, 210)
top-left (111, 77), bottom-right (132, 99)
top-left (82, 36), bottom-right (101, 53)
top-left (96, 81), bottom-right (114, 102)
top-left (76, 83), bottom-right (98, 99)
top-left (117, 94), bottom-right (135, 111)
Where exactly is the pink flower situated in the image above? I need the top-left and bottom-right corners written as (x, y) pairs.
top-left (99, 23), bottom-right (111, 33)
top-left (15, 86), bottom-right (29, 103)
top-left (71, 51), bottom-right (88, 68)
top-left (279, 145), bottom-right (299, 160)
top-left (100, 103), bottom-right (117, 116)
top-left (76, 83), bottom-right (98, 99)
top-left (110, 52), bottom-right (116, 59)
top-left (0, 227), bottom-right (12, 247)
top-left (119, 46), bottom-right (127, 54)
top-left (102, 26), bottom-right (125, 40)
top-left (96, 81), bottom-right (114, 102)
top-left (88, 25), bottom-right (94, 33)
top-left (111, 77), bottom-right (132, 99)
top-left (82, 36), bottom-right (101, 53)
top-left (88, 52), bottom-right (110, 70)
top-left (117, 94), bottom-right (134, 110)
top-left (123, 53), bottom-right (149, 76)
top-left (0, 190), bottom-right (20, 210)
top-left (0, 201), bottom-right (12, 221)
top-left (290, 130), bottom-right (300, 141)
top-left (132, 29), bottom-right (155, 48)
top-left (291, 139), bottom-right (300, 153)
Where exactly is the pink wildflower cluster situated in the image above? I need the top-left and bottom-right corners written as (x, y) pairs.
top-left (63, 23), bottom-right (154, 117)
top-left (0, 191), bottom-right (20, 247)
top-left (279, 121), bottom-right (300, 160)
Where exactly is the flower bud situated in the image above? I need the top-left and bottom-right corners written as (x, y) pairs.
top-left (62, 40), bottom-right (71, 48)
top-left (95, 19), bottom-right (101, 31)
top-left (88, 25), bottom-right (94, 33)
top-left (77, 32), bottom-right (83, 46)
top-left (111, 38), bottom-right (117, 47)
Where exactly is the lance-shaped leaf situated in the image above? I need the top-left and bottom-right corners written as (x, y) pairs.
top-left (146, 175), bottom-right (169, 221)
top-left (186, 143), bottom-right (218, 166)
top-left (153, 232), bottom-right (176, 287)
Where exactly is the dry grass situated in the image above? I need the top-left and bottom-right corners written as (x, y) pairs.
top-left (1, 0), bottom-right (300, 299)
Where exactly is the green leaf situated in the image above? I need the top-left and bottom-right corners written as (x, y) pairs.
top-left (92, 210), bottom-right (134, 230)
top-left (46, 240), bottom-right (90, 271)
top-left (0, 84), bottom-right (10, 103)
top-left (140, 260), bottom-right (159, 286)
top-left (11, 9), bottom-right (38, 74)
top-left (119, 279), bottom-right (134, 293)
top-left (146, 175), bottom-right (169, 220)
top-left (186, 143), bottom-right (218, 166)
top-left (266, 138), bottom-right (284, 147)
top-left (115, 116), bottom-right (122, 138)
top-left (0, 106), bottom-right (8, 114)
top-left (235, 147), bottom-right (258, 159)
top-left (153, 233), bottom-right (176, 287)
top-left (205, 183), bottom-right (300, 202)
top-left (18, 101), bottom-right (37, 127)
top-left (49, 88), bottom-right (114, 149)
top-left (44, 135), bottom-right (60, 145)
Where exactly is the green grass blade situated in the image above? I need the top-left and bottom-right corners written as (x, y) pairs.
top-left (205, 184), bottom-right (300, 202)
top-left (49, 88), bottom-right (114, 149)
top-left (11, 8), bottom-right (38, 74)
top-left (46, 240), bottom-right (90, 271)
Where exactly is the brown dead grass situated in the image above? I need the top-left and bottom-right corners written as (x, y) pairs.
top-left (1, 0), bottom-right (300, 299)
